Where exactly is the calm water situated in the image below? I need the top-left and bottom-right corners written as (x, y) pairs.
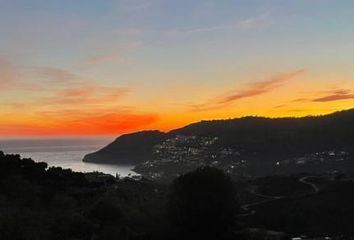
top-left (0, 138), bottom-right (136, 177)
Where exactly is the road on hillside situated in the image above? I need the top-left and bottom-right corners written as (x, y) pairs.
top-left (239, 175), bottom-right (320, 217)
top-left (238, 187), bottom-right (284, 217)
top-left (299, 176), bottom-right (319, 193)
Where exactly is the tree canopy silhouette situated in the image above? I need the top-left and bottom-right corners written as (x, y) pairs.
top-left (167, 167), bottom-right (239, 240)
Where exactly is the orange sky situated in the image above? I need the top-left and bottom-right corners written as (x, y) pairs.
top-left (1, 1), bottom-right (354, 137)
top-left (1, 65), bottom-right (353, 137)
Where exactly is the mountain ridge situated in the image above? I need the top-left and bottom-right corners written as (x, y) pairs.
top-left (83, 108), bottom-right (354, 165)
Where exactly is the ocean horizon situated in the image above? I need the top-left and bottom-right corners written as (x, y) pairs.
top-left (0, 137), bottom-right (136, 177)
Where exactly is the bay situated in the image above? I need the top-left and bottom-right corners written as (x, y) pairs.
top-left (0, 138), bottom-right (136, 177)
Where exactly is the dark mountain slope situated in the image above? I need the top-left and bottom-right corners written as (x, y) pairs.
top-left (83, 130), bottom-right (166, 164)
top-left (83, 108), bottom-right (354, 165)
top-left (170, 109), bottom-right (354, 158)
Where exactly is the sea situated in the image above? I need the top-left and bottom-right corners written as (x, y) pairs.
top-left (0, 137), bottom-right (136, 177)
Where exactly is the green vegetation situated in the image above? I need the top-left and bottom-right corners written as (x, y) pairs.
top-left (0, 152), bottom-right (241, 240)
top-left (0, 151), bottom-right (166, 239)
top-left (247, 180), bottom-right (354, 236)
top-left (1, 151), bottom-right (354, 239)
top-left (84, 109), bottom-right (354, 179)
top-left (167, 167), bottom-right (239, 240)
top-left (83, 130), bottom-right (166, 164)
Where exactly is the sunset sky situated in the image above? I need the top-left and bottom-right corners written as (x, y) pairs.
top-left (1, 0), bottom-right (354, 137)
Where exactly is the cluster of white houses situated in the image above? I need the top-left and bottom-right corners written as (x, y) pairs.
top-left (135, 135), bottom-right (246, 180)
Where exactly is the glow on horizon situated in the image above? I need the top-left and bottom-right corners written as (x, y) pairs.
top-left (0, 0), bottom-right (354, 137)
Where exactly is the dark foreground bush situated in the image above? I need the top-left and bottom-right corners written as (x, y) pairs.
top-left (167, 167), bottom-right (239, 240)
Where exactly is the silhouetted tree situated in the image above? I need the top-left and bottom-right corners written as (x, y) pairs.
top-left (0, 152), bottom-right (169, 239)
top-left (90, 196), bottom-right (125, 228)
top-left (166, 167), bottom-right (239, 240)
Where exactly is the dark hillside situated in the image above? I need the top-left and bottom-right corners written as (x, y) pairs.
top-left (84, 109), bottom-right (354, 165)
top-left (83, 130), bottom-right (166, 164)
top-left (170, 109), bottom-right (354, 158)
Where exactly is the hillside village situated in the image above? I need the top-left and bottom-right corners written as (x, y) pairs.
top-left (134, 135), bottom-right (351, 181)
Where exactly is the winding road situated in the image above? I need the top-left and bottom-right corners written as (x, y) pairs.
top-left (299, 176), bottom-right (319, 193)
top-left (238, 187), bottom-right (284, 217)
top-left (238, 176), bottom-right (320, 217)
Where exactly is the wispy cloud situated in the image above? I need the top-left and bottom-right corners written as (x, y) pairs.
top-left (0, 57), bottom-right (42, 91)
top-left (32, 66), bottom-right (131, 106)
top-left (290, 89), bottom-right (354, 103)
top-left (236, 12), bottom-right (272, 29)
top-left (32, 66), bottom-right (79, 83)
top-left (39, 85), bottom-right (129, 105)
top-left (274, 104), bottom-right (287, 109)
top-left (0, 57), bottom-right (20, 90)
top-left (0, 60), bottom-right (158, 136)
top-left (220, 70), bottom-right (305, 104)
top-left (112, 0), bottom-right (156, 13)
top-left (312, 89), bottom-right (354, 102)
top-left (0, 59), bottom-right (84, 92)
top-left (291, 98), bottom-right (308, 102)
top-left (0, 59), bottom-right (131, 107)
top-left (82, 40), bottom-right (143, 68)
top-left (168, 11), bottom-right (272, 36)
top-left (84, 54), bottom-right (118, 67)
top-left (192, 69), bottom-right (305, 111)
